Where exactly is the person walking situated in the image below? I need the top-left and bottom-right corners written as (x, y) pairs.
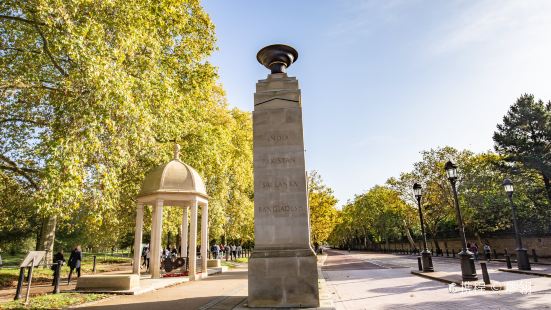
top-left (211, 244), bottom-right (220, 259)
top-left (469, 243), bottom-right (479, 261)
top-left (231, 244), bottom-right (237, 260)
top-left (236, 245), bottom-right (242, 258)
top-left (145, 247), bottom-right (151, 271)
top-left (483, 243), bottom-right (491, 261)
top-left (67, 245), bottom-right (82, 284)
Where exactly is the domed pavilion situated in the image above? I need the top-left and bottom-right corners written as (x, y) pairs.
top-left (132, 144), bottom-right (209, 280)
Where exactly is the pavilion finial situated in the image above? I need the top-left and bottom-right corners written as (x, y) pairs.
top-left (174, 143), bottom-right (180, 160)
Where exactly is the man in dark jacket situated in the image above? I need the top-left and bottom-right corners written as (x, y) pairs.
top-left (67, 245), bottom-right (82, 284)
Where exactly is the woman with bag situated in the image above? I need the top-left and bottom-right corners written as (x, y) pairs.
top-left (67, 245), bottom-right (82, 284)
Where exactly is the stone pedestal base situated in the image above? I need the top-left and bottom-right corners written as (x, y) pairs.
top-left (76, 275), bottom-right (140, 291)
top-left (248, 249), bottom-right (319, 308)
top-left (207, 259), bottom-right (221, 268)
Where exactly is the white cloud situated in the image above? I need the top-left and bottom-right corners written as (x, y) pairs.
top-left (430, 0), bottom-right (551, 55)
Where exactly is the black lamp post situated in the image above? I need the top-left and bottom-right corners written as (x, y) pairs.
top-left (413, 183), bottom-right (434, 272)
top-left (503, 178), bottom-right (531, 270)
top-left (444, 160), bottom-right (478, 282)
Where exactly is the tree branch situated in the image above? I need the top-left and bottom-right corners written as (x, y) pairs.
top-left (0, 14), bottom-right (46, 26)
top-left (32, 23), bottom-right (68, 77)
top-left (0, 118), bottom-right (47, 126)
top-left (0, 46), bottom-right (42, 54)
top-left (0, 154), bottom-right (40, 189)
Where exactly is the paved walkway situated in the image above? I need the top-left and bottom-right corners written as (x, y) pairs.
top-left (323, 250), bottom-right (551, 310)
top-left (76, 268), bottom-right (248, 310)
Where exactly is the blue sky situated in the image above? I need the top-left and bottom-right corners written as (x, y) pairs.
top-left (202, 0), bottom-right (551, 207)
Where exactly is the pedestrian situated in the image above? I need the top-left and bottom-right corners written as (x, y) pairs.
top-left (141, 246), bottom-right (148, 267)
top-left (236, 245), bottom-right (242, 258)
top-left (145, 247), bottom-right (151, 270)
top-left (51, 250), bottom-right (65, 285)
top-left (469, 243), bottom-right (479, 261)
top-left (67, 245), bottom-right (82, 284)
top-left (483, 243), bottom-right (491, 261)
top-left (211, 244), bottom-right (219, 259)
top-left (231, 244), bottom-right (237, 260)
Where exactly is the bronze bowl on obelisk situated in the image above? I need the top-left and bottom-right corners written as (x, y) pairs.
top-left (256, 44), bottom-right (298, 74)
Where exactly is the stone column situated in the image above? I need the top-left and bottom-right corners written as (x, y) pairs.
top-left (151, 199), bottom-right (164, 278)
top-left (132, 203), bottom-right (144, 274)
top-left (201, 202), bottom-right (209, 276)
top-left (248, 45), bottom-right (319, 308)
top-left (181, 206), bottom-right (189, 258)
top-left (189, 201), bottom-right (198, 280)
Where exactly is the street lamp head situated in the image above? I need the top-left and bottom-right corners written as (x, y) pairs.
top-left (413, 183), bottom-right (422, 198)
top-left (444, 160), bottom-right (458, 181)
top-left (503, 178), bottom-right (514, 193)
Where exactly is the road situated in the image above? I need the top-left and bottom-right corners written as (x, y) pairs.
top-left (323, 249), bottom-right (551, 310)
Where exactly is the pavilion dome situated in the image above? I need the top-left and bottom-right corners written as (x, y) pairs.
top-left (138, 158), bottom-right (207, 197)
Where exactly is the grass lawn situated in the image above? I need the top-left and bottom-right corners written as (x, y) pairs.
top-left (0, 253), bottom-right (132, 288)
top-left (0, 293), bottom-right (108, 309)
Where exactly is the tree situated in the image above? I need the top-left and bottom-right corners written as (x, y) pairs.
top-left (0, 1), bottom-right (254, 257)
top-left (494, 94), bottom-right (551, 203)
top-left (307, 171), bottom-right (338, 245)
top-left (327, 185), bottom-right (414, 250)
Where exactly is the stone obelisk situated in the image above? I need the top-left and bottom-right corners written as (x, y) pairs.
top-left (248, 44), bottom-right (320, 308)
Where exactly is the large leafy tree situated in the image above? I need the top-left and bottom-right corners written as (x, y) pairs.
top-left (0, 1), bottom-right (253, 257)
top-left (307, 171), bottom-right (338, 245)
top-left (493, 94), bottom-right (551, 203)
top-left (328, 186), bottom-right (414, 250)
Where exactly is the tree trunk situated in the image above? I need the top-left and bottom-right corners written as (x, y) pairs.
top-left (475, 231), bottom-right (483, 248)
top-left (403, 221), bottom-right (417, 249)
top-left (543, 174), bottom-right (551, 205)
top-left (37, 215), bottom-right (56, 265)
top-left (432, 233), bottom-right (441, 251)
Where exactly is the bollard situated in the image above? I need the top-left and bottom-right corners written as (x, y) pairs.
top-left (93, 255), bottom-right (97, 274)
top-left (452, 249), bottom-right (456, 258)
top-left (53, 261), bottom-right (62, 294)
top-left (504, 249), bottom-right (508, 256)
top-left (493, 249), bottom-right (498, 259)
top-left (480, 262), bottom-right (491, 285)
top-left (417, 257), bottom-right (422, 271)
top-left (446, 249), bottom-right (449, 257)
top-left (14, 267), bottom-right (25, 300)
top-left (532, 249), bottom-right (538, 263)
top-left (505, 255), bottom-right (512, 269)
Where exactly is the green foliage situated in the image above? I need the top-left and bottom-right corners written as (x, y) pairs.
top-left (0, 1), bottom-right (253, 250)
top-left (493, 94), bottom-right (551, 203)
top-left (308, 171), bottom-right (339, 244)
top-left (328, 186), bottom-right (414, 248)
top-left (333, 143), bottom-right (551, 250)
